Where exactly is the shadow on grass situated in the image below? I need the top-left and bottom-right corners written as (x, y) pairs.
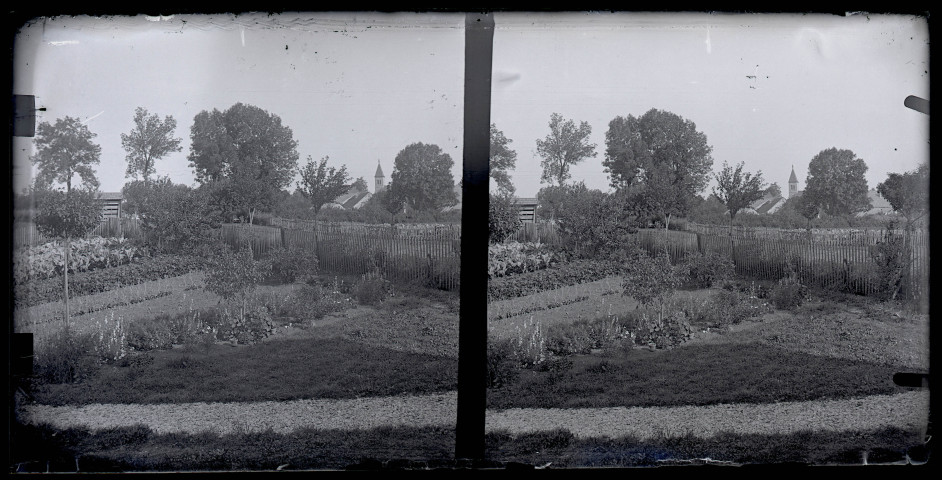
top-left (32, 336), bottom-right (458, 406)
top-left (487, 342), bottom-right (906, 409)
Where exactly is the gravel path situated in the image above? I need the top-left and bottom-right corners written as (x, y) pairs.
top-left (18, 390), bottom-right (929, 440)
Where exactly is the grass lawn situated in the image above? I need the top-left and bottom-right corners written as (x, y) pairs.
top-left (32, 336), bottom-right (458, 406)
top-left (486, 342), bottom-right (905, 409)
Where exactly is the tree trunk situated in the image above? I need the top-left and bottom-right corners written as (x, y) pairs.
top-left (664, 213), bottom-right (671, 231)
top-left (63, 237), bottom-right (70, 327)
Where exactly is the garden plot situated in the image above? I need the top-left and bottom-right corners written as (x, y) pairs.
top-left (487, 277), bottom-right (720, 342)
top-left (17, 272), bottom-right (209, 337)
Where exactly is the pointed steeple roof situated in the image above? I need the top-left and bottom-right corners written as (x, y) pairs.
top-left (788, 166), bottom-right (798, 184)
top-left (374, 160), bottom-right (384, 178)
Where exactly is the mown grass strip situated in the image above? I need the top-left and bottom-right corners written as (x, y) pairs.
top-left (31, 336), bottom-right (459, 406)
top-left (487, 342), bottom-right (906, 409)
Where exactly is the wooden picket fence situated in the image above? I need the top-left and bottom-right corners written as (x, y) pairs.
top-left (220, 222), bottom-right (461, 290)
top-left (637, 225), bottom-right (929, 302)
top-left (511, 222), bottom-right (562, 244)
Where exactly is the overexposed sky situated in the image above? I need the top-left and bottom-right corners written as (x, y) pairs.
top-left (491, 12), bottom-right (930, 198)
top-left (12, 12), bottom-right (930, 200)
top-left (12, 13), bottom-right (466, 194)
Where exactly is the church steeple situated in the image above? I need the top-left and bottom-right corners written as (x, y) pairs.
top-left (788, 165), bottom-right (799, 198)
top-left (374, 160), bottom-right (385, 193)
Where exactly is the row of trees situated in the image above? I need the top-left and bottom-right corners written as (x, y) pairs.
top-left (525, 109), bottom-right (925, 232)
top-left (26, 103), bottom-right (928, 241)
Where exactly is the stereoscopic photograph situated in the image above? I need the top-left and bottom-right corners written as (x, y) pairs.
top-left (9, 10), bottom-right (930, 471)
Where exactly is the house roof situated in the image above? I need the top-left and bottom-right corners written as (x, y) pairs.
top-left (744, 193), bottom-right (784, 215)
top-left (866, 189), bottom-right (893, 211)
top-left (342, 191), bottom-right (371, 210)
top-left (96, 192), bottom-right (123, 201)
top-left (512, 197), bottom-right (538, 206)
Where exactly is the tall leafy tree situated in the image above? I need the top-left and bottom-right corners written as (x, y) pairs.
top-left (765, 182), bottom-right (782, 198)
top-left (120, 107), bottom-right (182, 183)
top-left (31, 186), bottom-right (103, 325)
top-left (384, 142), bottom-right (457, 212)
top-left (876, 162), bottom-right (929, 305)
top-left (121, 175), bottom-right (174, 218)
top-left (536, 113), bottom-right (596, 186)
top-left (877, 161), bottom-right (929, 230)
top-left (31, 116), bottom-right (102, 191)
top-left (802, 148), bottom-right (871, 217)
top-left (297, 155), bottom-right (352, 214)
top-left (712, 161), bottom-right (766, 225)
top-left (603, 108), bottom-right (713, 229)
top-left (188, 103), bottom-right (299, 223)
top-left (793, 194), bottom-right (821, 228)
top-left (30, 116), bottom-right (104, 324)
top-left (350, 177), bottom-right (369, 192)
top-left (490, 124), bottom-right (518, 195)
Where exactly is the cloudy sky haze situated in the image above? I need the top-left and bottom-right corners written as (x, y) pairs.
top-left (12, 12), bottom-right (929, 202)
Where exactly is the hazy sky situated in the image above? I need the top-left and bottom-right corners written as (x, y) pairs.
top-left (12, 12), bottom-right (930, 201)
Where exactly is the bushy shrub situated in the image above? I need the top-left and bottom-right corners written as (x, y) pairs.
top-left (545, 315), bottom-right (631, 356)
top-left (623, 309), bottom-right (693, 349)
top-left (770, 277), bottom-right (807, 310)
top-left (489, 192), bottom-right (523, 244)
top-left (205, 245), bottom-right (267, 310)
top-left (126, 310), bottom-right (214, 351)
top-left (682, 288), bottom-right (773, 329)
top-left (263, 246), bottom-right (319, 284)
top-left (682, 251), bottom-right (735, 289)
top-left (486, 338), bottom-right (520, 389)
top-left (33, 327), bottom-right (100, 384)
top-left (547, 184), bottom-right (644, 259)
top-left (278, 283), bottom-right (353, 321)
top-left (130, 179), bottom-right (221, 254)
top-left (870, 228), bottom-right (906, 301)
top-left (623, 251), bottom-right (688, 324)
top-left (354, 271), bottom-right (391, 306)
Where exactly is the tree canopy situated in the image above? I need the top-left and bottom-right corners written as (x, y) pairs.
top-left (490, 124), bottom-right (518, 195)
top-left (536, 113), bottom-right (596, 186)
top-left (121, 107), bottom-right (182, 182)
top-left (31, 116), bottom-right (102, 192)
top-left (603, 108), bottom-right (713, 229)
top-left (297, 155), bottom-right (352, 214)
top-left (384, 142), bottom-right (457, 212)
top-left (712, 161), bottom-right (766, 223)
top-left (350, 177), bottom-right (369, 192)
top-left (877, 161), bottom-right (928, 228)
top-left (32, 185), bottom-right (103, 240)
top-left (187, 103), bottom-right (299, 222)
top-left (803, 148), bottom-right (871, 217)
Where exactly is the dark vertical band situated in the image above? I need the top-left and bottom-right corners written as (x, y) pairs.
top-left (456, 12), bottom-right (493, 461)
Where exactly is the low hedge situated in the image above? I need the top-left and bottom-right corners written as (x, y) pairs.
top-left (14, 254), bottom-right (209, 308)
top-left (487, 259), bottom-right (625, 302)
